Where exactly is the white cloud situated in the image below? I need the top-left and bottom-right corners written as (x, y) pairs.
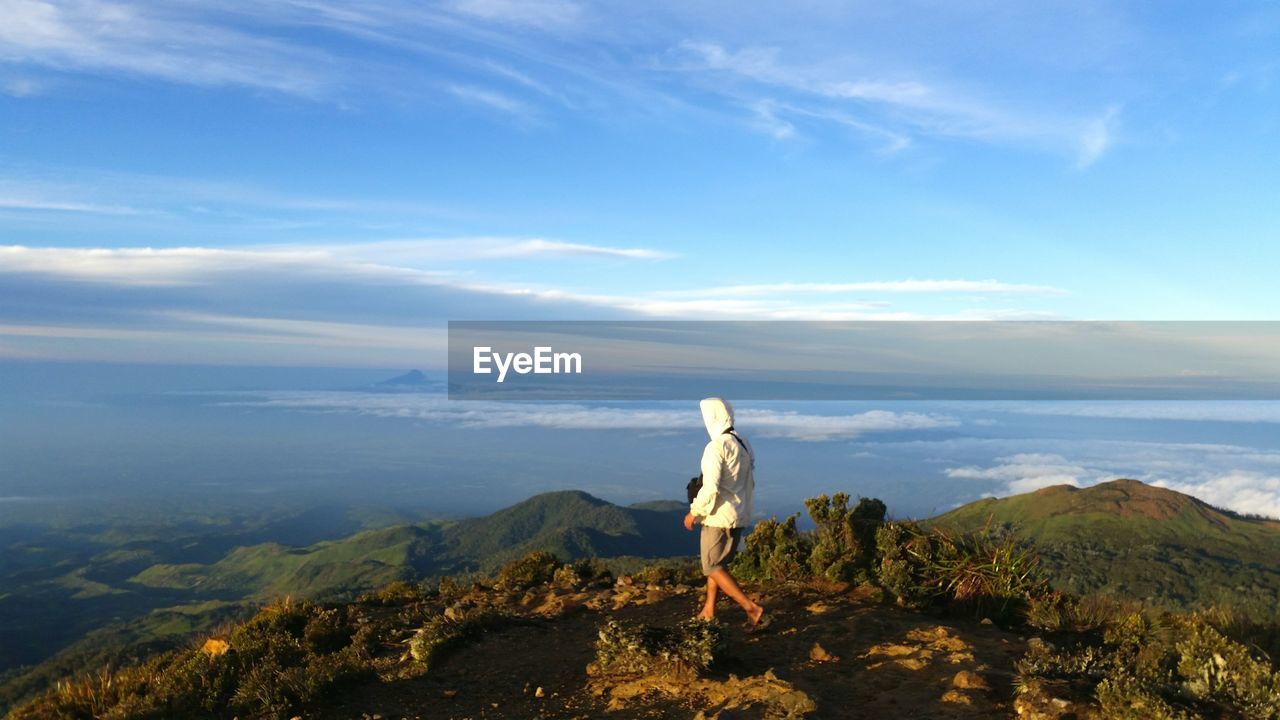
top-left (1, 76), bottom-right (41, 96)
top-left (212, 391), bottom-right (958, 441)
top-left (0, 0), bottom-right (335, 95)
top-left (945, 452), bottom-right (1097, 493)
top-left (0, 244), bottom-right (1055, 322)
top-left (0, 196), bottom-right (142, 214)
top-left (1002, 401), bottom-right (1280, 424)
top-left (669, 40), bottom-right (1121, 163)
top-left (0, 241), bottom-right (669, 286)
top-left (1077, 106), bottom-right (1120, 168)
top-left (448, 83), bottom-right (534, 117)
top-left (448, 0), bottom-right (582, 29)
top-left (663, 279), bottom-right (1067, 298)
top-left (934, 437), bottom-right (1280, 518)
top-left (1151, 471), bottom-right (1280, 519)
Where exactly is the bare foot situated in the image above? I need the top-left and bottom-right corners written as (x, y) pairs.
top-left (696, 608), bottom-right (715, 621)
top-left (746, 603), bottom-right (765, 628)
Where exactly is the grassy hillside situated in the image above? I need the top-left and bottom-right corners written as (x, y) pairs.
top-left (933, 478), bottom-right (1280, 616)
top-left (11, 495), bottom-right (1280, 720)
top-left (0, 491), bottom-right (689, 713)
top-left (131, 491), bottom-right (690, 600)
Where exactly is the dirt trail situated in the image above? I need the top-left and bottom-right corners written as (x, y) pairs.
top-left (312, 583), bottom-right (1027, 720)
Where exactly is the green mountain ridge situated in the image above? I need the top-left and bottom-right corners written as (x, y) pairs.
top-left (0, 491), bottom-right (690, 712)
top-left (9, 479), bottom-right (1280, 714)
top-left (130, 490), bottom-right (690, 600)
top-left (934, 478), bottom-right (1280, 615)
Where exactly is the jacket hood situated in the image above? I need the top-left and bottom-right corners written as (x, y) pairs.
top-left (700, 397), bottom-right (735, 439)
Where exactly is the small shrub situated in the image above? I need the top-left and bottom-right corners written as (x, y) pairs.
top-left (731, 514), bottom-right (811, 582)
top-left (632, 560), bottom-right (698, 587)
top-left (11, 599), bottom-right (376, 720)
top-left (592, 619), bottom-right (723, 678)
top-left (805, 493), bottom-right (886, 583)
top-left (1017, 607), bottom-right (1280, 719)
top-left (875, 521), bottom-right (1043, 623)
top-left (494, 550), bottom-right (562, 590)
top-left (408, 606), bottom-right (506, 671)
top-left (436, 575), bottom-right (466, 601)
top-left (1026, 592), bottom-right (1132, 635)
top-left (1175, 615), bottom-right (1280, 714)
top-left (554, 557), bottom-right (614, 588)
top-left (357, 580), bottom-right (426, 606)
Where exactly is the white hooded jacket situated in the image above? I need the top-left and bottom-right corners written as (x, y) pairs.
top-left (690, 397), bottom-right (754, 528)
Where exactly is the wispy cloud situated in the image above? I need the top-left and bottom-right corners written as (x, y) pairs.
top-left (213, 390), bottom-right (957, 441)
top-left (946, 452), bottom-right (1097, 494)
top-left (0, 240), bottom-right (671, 285)
top-left (0, 0), bottom-right (336, 96)
top-left (448, 83), bottom-right (534, 117)
top-left (0, 242), bottom-right (1066, 363)
top-left (447, 0), bottom-right (582, 30)
top-left (1001, 401), bottom-right (1280, 424)
top-left (663, 279), bottom-right (1067, 298)
top-left (668, 40), bottom-right (1121, 164)
top-left (0, 196), bottom-right (142, 215)
top-left (0, 2), bottom-right (1131, 165)
top-left (1, 76), bottom-right (41, 96)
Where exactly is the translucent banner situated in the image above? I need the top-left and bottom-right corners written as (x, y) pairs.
top-left (447, 321), bottom-right (1280, 401)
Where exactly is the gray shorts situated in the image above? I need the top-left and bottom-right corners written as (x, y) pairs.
top-left (700, 525), bottom-right (743, 576)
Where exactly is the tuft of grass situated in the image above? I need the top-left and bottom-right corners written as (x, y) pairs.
top-left (591, 619), bottom-right (723, 678)
top-left (876, 521), bottom-right (1044, 623)
top-left (407, 606), bottom-right (507, 672)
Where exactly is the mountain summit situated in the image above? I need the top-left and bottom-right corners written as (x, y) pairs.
top-left (935, 478), bottom-right (1280, 612)
top-left (378, 369), bottom-right (430, 386)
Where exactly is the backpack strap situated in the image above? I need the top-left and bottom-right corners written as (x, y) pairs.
top-left (723, 427), bottom-right (750, 458)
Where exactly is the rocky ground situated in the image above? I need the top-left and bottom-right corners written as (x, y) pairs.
top-left (307, 578), bottom-right (1034, 720)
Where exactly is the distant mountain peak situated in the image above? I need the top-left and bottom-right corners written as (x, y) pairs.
top-left (378, 370), bottom-right (429, 386)
top-left (1035, 478), bottom-right (1226, 525)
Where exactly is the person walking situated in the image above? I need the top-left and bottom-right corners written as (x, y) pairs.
top-left (684, 397), bottom-right (765, 628)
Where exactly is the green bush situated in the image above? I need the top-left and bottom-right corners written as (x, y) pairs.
top-left (357, 579), bottom-right (427, 606)
top-left (592, 619), bottom-right (722, 678)
top-left (731, 514), bottom-right (812, 581)
top-left (632, 560), bottom-right (699, 587)
top-left (1025, 591), bottom-right (1132, 635)
top-left (554, 557), bottom-right (615, 588)
top-left (875, 522), bottom-right (1043, 623)
top-left (494, 550), bottom-right (562, 590)
top-left (805, 493), bottom-right (886, 583)
top-left (436, 575), bottom-right (467, 600)
top-left (1017, 607), bottom-right (1280, 719)
top-left (9, 599), bottom-right (376, 720)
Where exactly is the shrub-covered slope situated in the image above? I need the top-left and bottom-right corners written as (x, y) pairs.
top-left (933, 478), bottom-right (1280, 615)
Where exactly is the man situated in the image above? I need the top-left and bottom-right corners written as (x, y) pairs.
top-left (684, 397), bottom-right (765, 627)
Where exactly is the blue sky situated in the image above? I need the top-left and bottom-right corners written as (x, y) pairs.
top-left (2, 1), bottom-right (1279, 364)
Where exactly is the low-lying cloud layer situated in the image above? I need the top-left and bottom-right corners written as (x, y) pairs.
top-left (212, 391), bottom-right (958, 442)
top-left (942, 440), bottom-right (1280, 519)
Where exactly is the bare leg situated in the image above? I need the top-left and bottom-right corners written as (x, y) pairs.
top-left (707, 568), bottom-right (765, 625)
top-left (697, 577), bottom-right (718, 620)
